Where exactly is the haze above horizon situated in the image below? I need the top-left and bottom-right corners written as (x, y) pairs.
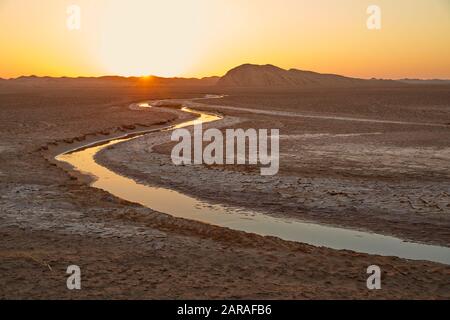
top-left (1, 0), bottom-right (449, 80)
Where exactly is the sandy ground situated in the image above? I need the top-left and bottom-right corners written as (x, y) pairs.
top-left (1, 86), bottom-right (450, 299)
top-left (99, 90), bottom-right (450, 246)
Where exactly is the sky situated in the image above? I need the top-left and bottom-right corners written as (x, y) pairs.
top-left (0, 0), bottom-right (449, 79)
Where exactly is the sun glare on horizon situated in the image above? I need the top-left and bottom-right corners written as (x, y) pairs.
top-left (98, 1), bottom-right (210, 77)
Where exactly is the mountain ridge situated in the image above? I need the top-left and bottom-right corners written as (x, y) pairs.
top-left (1, 64), bottom-right (449, 88)
top-left (0, 75), bottom-right (219, 87)
top-left (217, 63), bottom-right (394, 88)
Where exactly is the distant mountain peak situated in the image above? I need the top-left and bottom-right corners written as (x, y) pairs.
top-left (217, 63), bottom-right (389, 88)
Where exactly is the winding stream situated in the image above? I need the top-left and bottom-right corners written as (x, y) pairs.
top-left (56, 98), bottom-right (450, 265)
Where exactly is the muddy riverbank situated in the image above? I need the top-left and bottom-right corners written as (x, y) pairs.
top-left (1, 86), bottom-right (449, 299)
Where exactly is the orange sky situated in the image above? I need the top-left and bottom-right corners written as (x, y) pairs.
top-left (1, 0), bottom-right (449, 79)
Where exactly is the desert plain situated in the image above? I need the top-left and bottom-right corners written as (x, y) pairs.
top-left (1, 83), bottom-right (449, 299)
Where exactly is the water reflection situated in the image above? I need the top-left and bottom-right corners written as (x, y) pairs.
top-left (56, 105), bottom-right (450, 265)
top-left (138, 102), bottom-right (151, 108)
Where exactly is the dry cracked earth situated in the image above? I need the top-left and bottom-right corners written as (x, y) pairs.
top-left (1, 85), bottom-right (449, 299)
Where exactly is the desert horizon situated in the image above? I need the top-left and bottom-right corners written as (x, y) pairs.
top-left (2, 63), bottom-right (450, 82)
top-left (1, 0), bottom-right (449, 311)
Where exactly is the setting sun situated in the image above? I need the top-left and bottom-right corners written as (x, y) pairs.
top-left (98, 0), bottom-right (213, 77)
